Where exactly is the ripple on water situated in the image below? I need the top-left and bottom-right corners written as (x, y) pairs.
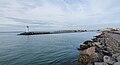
top-left (0, 32), bottom-right (97, 65)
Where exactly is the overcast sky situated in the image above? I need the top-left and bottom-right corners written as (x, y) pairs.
top-left (0, 0), bottom-right (120, 31)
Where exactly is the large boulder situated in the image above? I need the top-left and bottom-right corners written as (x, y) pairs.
top-left (95, 62), bottom-right (108, 65)
top-left (93, 53), bottom-right (103, 62)
top-left (117, 56), bottom-right (120, 62)
top-left (101, 50), bottom-right (112, 56)
top-left (83, 40), bottom-right (93, 44)
top-left (86, 47), bottom-right (95, 56)
top-left (114, 62), bottom-right (120, 65)
top-left (94, 42), bottom-right (103, 48)
top-left (112, 53), bottom-right (120, 58)
top-left (103, 55), bottom-right (116, 64)
top-left (77, 53), bottom-right (90, 65)
top-left (79, 44), bottom-right (91, 50)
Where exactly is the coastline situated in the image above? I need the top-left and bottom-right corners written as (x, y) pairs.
top-left (77, 31), bottom-right (120, 65)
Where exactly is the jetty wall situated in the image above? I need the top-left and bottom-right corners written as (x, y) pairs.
top-left (77, 31), bottom-right (120, 65)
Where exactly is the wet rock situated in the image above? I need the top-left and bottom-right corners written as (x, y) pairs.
top-left (92, 38), bottom-right (98, 42)
top-left (79, 44), bottom-right (91, 50)
top-left (83, 40), bottom-right (93, 44)
top-left (103, 56), bottom-right (116, 64)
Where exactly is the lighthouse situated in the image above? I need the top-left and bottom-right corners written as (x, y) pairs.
top-left (26, 26), bottom-right (29, 32)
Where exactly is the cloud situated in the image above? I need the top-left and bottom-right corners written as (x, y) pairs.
top-left (4, 17), bottom-right (51, 25)
top-left (0, 0), bottom-right (120, 31)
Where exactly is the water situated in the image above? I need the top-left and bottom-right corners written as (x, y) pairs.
top-left (0, 32), bottom-right (97, 65)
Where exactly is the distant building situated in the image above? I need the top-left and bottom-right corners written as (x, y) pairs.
top-left (101, 28), bottom-right (120, 31)
top-left (116, 28), bottom-right (120, 31)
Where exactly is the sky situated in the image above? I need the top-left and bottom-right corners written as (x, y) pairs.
top-left (0, 0), bottom-right (120, 32)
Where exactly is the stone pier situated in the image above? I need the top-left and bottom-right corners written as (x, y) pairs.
top-left (77, 31), bottom-right (120, 65)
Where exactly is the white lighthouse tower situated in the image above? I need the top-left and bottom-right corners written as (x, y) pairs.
top-left (26, 26), bottom-right (29, 32)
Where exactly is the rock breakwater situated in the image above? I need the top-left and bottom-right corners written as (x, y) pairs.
top-left (77, 31), bottom-right (120, 65)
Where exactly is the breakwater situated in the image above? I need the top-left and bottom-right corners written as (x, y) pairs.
top-left (77, 31), bottom-right (120, 65)
top-left (18, 30), bottom-right (98, 35)
top-left (18, 30), bottom-right (99, 35)
top-left (18, 30), bottom-right (87, 35)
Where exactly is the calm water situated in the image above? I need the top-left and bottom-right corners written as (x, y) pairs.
top-left (0, 32), bottom-right (97, 65)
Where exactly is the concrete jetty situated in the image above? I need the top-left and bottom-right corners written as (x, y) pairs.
top-left (77, 30), bottom-right (120, 65)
